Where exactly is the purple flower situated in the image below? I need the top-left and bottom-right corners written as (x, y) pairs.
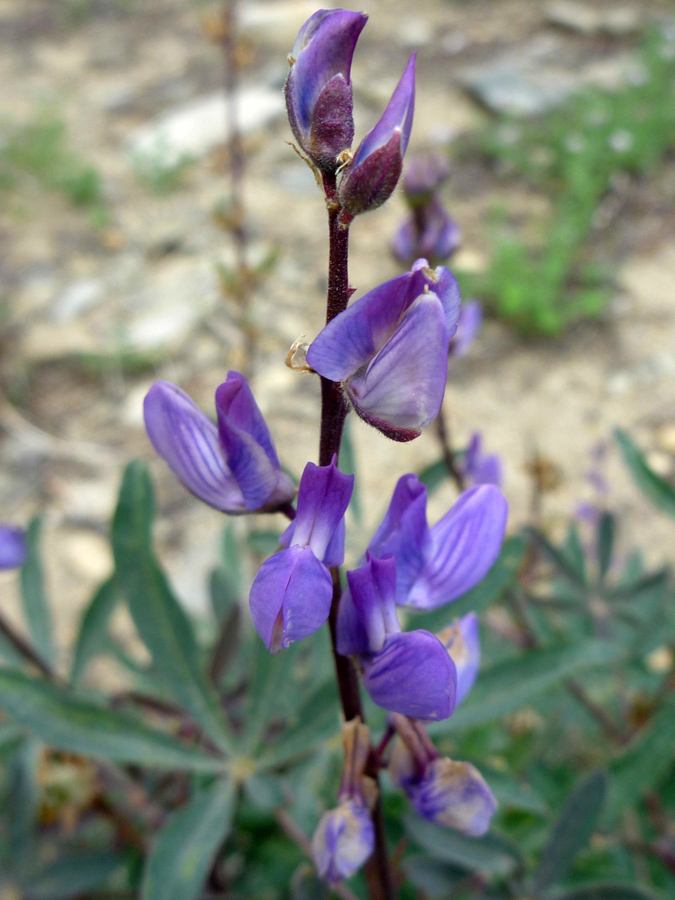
top-left (463, 432), bottom-right (502, 487)
top-left (285, 9), bottom-right (367, 171)
top-left (336, 554), bottom-right (457, 721)
top-left (391, 198), bottom-right (461, 267)
top-left (307, 260), bottom-right (460, 442)
top-left (436, 613), bottom-right (480, 705)
top-left (312, 720), bottom-right (375, 883)
top-left (449, 300), bottom-right (482, 358)
top-left (0, 525), bottom-right (27, 570)
top-left (338, 54), bottom-right (416, 216)
top-left (249, 458), bottom-right (353, 652)
top-left (389, 715), bottom-right (497, 836)
top-left (144, 375), bottom-right (295, 514)
top-left (368, 476), bottom-right (508, 609)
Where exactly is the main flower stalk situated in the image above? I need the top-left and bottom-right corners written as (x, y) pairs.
top-left (319, 169), bottom-right (396, 900)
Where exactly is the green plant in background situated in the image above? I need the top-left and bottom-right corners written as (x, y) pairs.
top-left (131, 148), bottom-right (195, 195)
top-left (0, 116), bottom-right (107, 222)
top-left (458, 25), bottom-right (675, 336)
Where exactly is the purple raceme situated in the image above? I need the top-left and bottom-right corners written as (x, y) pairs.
top-left (336, 554), bottom-right (458, 720)
top-left (367, 474), bottom-right (508, 609)
top-left (0, 525), bottom-right (27, 570)
top-left (144, 374), bottom-right (295, 514)
top-left (462, 432), bottom-right (503, 488)
top-left (285, 9), bottom-right (367, 171)
top-left (307, 259), bottom-right (461, 441)
top-left (312, 719), bottom-right (375, 883)
top-left (389, 714), bottom-right (497, 836)
top-left (391, 151), bottom-right (461, 267)
top-left (339, 54), bottom-right (416, 216)
top-left (249, 458), bottom-right (353, 652)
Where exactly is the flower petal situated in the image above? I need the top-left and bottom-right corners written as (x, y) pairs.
top-left (291, 458), bottom-right (353, 561)
top-left (409, 758), bottom-right (497, 837)
top-left (406, 485), bottom-right (508, 609)
top-left (307, 265), bottom-right (430, 382)
top-left (312, 799), bottom-right (374, 884)
top-left (215, 375), bottom-right (295, 511)
top-left (0, 525), bottom-right (27, 570)
top-left (342, 554), bottom-right (399, 653)
top-left (351, 54), bottom-right (415, 168)
top-left (363, 630), bottom-right (456, 720)
top-left (437, 613), bottom-right (481, 705)
top-left (249, 545), bottom-right (332, 651)
top-left (346, 292), bottom-right (449, 431)
top-left (144, 382), bottom-right (244, 512)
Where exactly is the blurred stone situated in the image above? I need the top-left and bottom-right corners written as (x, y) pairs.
top-left (546, 1), bottom-right (642, 36)
top-left (127, 88), bottom-right (284, 169)
top-left (656, 424), bottom-right (675, 455)
top-left (60, 530), bottom-right (112, 582)
top-left (239, 1), bottom-right (326, 47)
top-left (52, 278), bottom-right (104, 323)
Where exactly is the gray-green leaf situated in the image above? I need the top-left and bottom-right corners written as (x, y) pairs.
top-left (615, 428), bottom-right (675, 518)
top-left (20, 517), bottom-right (55, 667)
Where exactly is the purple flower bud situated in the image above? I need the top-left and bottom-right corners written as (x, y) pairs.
top-left (391, 199), bottom-right (461, 267)
top-left (249, 458), bottom-right (353, 652)
top-left (307, 260), bottom-right (460, 441)
top-left (402, 152), bottom-right (450, 206)
top-left (367, 477), bottom-right (508, 609)
top-left (449, 300), bottom-right (482, 357)
top-left (436, 613), bottom-right (480, 705)
top-left (337, 555), bottom-right (457, 721)
top-left (0, 525), bottom-right (27, 570)
top-left (312, 719), bottom-right (375, 883)
top-left (312, 799), bottom-right (375, 883)
top-left (389, 715), bottom-right (497, 836)
top-left (144, 375), bottom-right (295, 514)
top-left (338, 54), bottom-right (415, 216)
top-left (463, 432), bottom-right (502, 487)
top-left (285, 9), bottom-right (368, 171)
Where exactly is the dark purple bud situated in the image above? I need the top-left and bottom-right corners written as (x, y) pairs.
top-left (389, 715), bottom-right (497, 836)
top-left (143, 376), bottom-right (295, 514)
top-left (285, 9), bottom-right (367, 171)
top-left (249, 458), bottom-right (353, 652)
top-left (311, 719), bottom-right (375, 883)
top-left (338, 54), bottom-right (415, 215)
top-left (463, 432), bottom-right (502, 487)
top-left (307, 260), bottom-right (459, 441)
top-left (449, 300), bottom-right (482, 357)
top-left (392, 199), bottom-right (461, 267)
top-left (0, 525), bottom-right (27, 570)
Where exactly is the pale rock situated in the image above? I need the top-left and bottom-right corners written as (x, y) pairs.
top-left (127, 87), bottom-right (285, 169)
top-left (546, 1), bottom-right (642, 36)
top-left (656, 424), bottom-right (675, 455)
top-left (60, 530), bottom-right (112, 582)
top-left (52, 278), bottom-right (105, 323)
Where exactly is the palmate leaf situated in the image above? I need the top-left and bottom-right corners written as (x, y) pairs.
top-left (532, 771), bottom-right (607, 894)
top-left (526, 526), bottom-right (586, 591)
top-left (257, 681), bottom-right (340, 770)
top-left (70, 577), bottom-right (119, 685)
top-left (404, 814), bottom-right (523, 877)
top-left (553, 884), bottom-right (664, 900)
top-left (20, 517), bottom-right (55, 667)
top-left (142, 777), bottom-right (236, 900)
top-left (430, 640), bottom-right (622, 734)
top-left (0, 669), bottom-right (224, 771)
top-left (21, 851), bottom-right (125, 900)
top-left (605, 695), bottom-right (675, 825)
top-left (112, 461), bottom-right (234, 755)
top-left (615, 428), bottom-right (675, 518)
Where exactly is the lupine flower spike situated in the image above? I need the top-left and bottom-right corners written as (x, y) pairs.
top-left (249, 457), bottom-right (353, 652)
top-left (337, 554), bottom-right (458, 720)
top-left (285, 9), bottom-right (368, 172)
top-left (312, 719), bottom-right (375, 883)
top-left (389, 714), bottom-right (497, 836)
top-left (307, 260), bottom-right (461, 441)
top-left (463, 432), bottom-right (503, 488)
top-left (0, 525), bottom-right (27, 570)
top-left (144, 374), bottom-right (296, 514)
top-left (339, 54), bottom-right (416, 216)
top-left (368, 474), bottom-right (508, 608)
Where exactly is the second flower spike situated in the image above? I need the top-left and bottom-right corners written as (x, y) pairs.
top-left (307, 260), bottom-right (461, 441)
